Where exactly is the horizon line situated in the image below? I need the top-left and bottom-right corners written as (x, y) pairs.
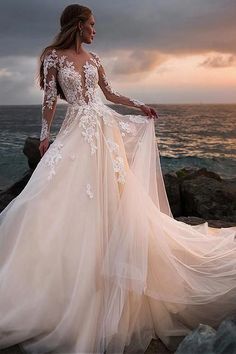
top-left (0, 102), bottom-right (235, 106)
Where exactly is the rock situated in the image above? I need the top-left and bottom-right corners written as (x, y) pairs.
top-left (175, 324), bottom-right (216, 354)
top-left (212, 317), bottom-right (236, 353)
top-left (176, 167), bottom-right (222, 182)
top-left (176, 216), bottom-right (206, 225)
top-left (206, 219), bottom-right (236, 228)
top-left (0, 170), bottom-right (33, 212)
top-left (23, 137), bottom-right (52, 169)
top-left (163, 172), bottom-right (182, 216)
top-left (175, 317), bottom-right (236, 354)
top-left (0, 137), bottom-right (53, 212)
top-left (176, 216), bottom-right (236, 228)
top-left (181, 176), bottom-right (236, 222)
top-left (0, 345), bottom-right (23, 353)
top-left (144, 338), bottom-right (173, 353)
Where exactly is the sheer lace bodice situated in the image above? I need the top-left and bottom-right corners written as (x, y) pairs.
top-left (40, 48), bottom-right (145, 141)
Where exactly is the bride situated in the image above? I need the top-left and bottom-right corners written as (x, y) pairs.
top-left (0, 4), bottom-right (236, 354)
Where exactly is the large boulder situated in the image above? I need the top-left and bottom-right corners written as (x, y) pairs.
top-left (23, 136), bottom-right (52, 168)
top-left (176, 317), bottom-right (236, 354)
top-left (163, 172), bottom-right (182, 216)
top-left (0, 170), bottom-right (33, 212)
top-left (176, 216), bottom-right (236, 228)
top-left (163, 167), bottom-right (236, 223)
top-left (181, 176), bottom-right (236, 222)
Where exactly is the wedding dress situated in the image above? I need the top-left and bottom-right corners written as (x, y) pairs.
top-left (0, 48), bottom-right (236, 354)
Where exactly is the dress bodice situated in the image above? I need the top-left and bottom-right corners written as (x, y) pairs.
top-left (46, 49), bottom-right (102, 107)
top-left (40, 48), bottom-right (146, 142)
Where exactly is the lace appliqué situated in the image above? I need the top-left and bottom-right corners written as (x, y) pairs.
top-left (84, 62), bottom-right (98, 102)
top-left (50, 50), bottom-right (101, 150)
top-left (106, 138), bottom-right (120, 154)
top-left (112, 156), bottom-right (126, 184)
top-left (86, 183), bottom-right (94, 199)
top-left (128, 98), bottom-right (145, 108)
top-left (45, 49), bottom-right (58, 71)
top-left (102, 73), bottom-right (121, 98)
top-left (102, 114), bottom-right (115, 127)
top-left (106, 137), bottom-right (126, 184)
top-left (40, 118), bottom-right (50, 141)
top-left (89, 52), bottom-right (101, 68)
top-left (40, 50), bottom-right (58, 141)
top-left (43, 75), bottom-right (57, 110)
top-left (43, 141), bottom-right (64, 180)
top-left (79, 112), bottom-right (98, 155)
top-left (119, 121), bottom-right (137, 137)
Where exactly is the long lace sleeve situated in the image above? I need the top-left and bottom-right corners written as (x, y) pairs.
top-left (40, 49), bottom-right (58, 142)
top-left (90, 52), bottom-right (145, 109)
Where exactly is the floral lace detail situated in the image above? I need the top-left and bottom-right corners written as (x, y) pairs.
top-left (43, 75), bottom-right (57, 110)
top-left (128, 98), bottom-right (145, 108)
top-left (84, 62), bottom-right (98, 102)
top-left (78, 110), bottom-right (98, 155)
top-left (112, 156), bottom-right (126, 184)
top-left (105, 137), bottom-right (126, 184)
top-left (43, 141), bottom-right (64, 180)
top-left (90, 52), bottom-right (101, 68)
top-left (51, 50), bottom-right (102, 152)
top-left (119, 121), bottom-right (137, 137)
top-left (106, 138), bottom-right (120, 154)
top-left (57, 58), bottom-right (83, 106)
top-left (45, 49), bottom-right (58, 70)
top-left (40, 50), bottom-right (59, 141)
top-left (40, 49), bottom-right (146, 183)
top-left (86, 183), bottom-right (94, 199)
top-left (102, 73), bottom-right (121, 97)
top-left (40, 118), bottom-right (50, 141)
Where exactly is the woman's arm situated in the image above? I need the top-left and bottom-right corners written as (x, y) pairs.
top-left (91, 52), bottom-right (157, 118)
top-left (40, 49), bottom-right (58, 142)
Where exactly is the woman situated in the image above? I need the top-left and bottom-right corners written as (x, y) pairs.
top-left (0, 4), bottom-right (236, 354)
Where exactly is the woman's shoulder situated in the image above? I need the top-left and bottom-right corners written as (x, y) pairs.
top-left (42, 48), bottom-right (59, 71)
top-left (43, 47), bottom-right (59, 61)
top-left (89, 51), bottom-right (101, 67)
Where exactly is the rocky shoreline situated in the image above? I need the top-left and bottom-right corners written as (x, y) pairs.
top-left (0, 137), bottom-right (235, 227)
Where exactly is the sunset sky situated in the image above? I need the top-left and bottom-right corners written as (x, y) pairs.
top-left (0, 0), bottom-right (235, 104)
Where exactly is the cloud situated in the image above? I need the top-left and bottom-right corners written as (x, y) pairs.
top-left (0, 68), bottom-right (12, 78)
top-left (0, 0), bottom-right (236, 57)
top-left (0, 55), bottom-right (39, 104)
top-left (0, 0), bottom-right (235, 104)
top-left (199, 53), bottom-right (236, 68)
top-left (107, 50), bottom-right (168, 77)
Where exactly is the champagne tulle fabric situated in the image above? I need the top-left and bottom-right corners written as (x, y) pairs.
top-left (0, 51), bottom-right (236, 354)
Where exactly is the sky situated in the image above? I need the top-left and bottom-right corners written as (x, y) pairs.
top-left (0, 0), bottom-right (235, 105)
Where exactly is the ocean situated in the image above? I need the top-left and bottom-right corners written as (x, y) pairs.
top-left (0, 104), bottom-right (235, 190)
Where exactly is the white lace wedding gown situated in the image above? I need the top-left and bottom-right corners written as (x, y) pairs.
top-left (0, 48), bottom-right (236, 354)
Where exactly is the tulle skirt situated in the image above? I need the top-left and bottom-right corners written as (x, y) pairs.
top-left (0, 102), bottom-right (236, 353)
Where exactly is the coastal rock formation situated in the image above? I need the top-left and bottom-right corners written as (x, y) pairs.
top-left (164, 167), bottom-right (236, 223)
top-left (0, 138), bottom-right (235, 227)
top-left (175, 317), bottom-right (236, 354)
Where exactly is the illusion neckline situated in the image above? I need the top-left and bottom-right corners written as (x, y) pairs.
top-left (52, 48), bottom-right (97, 73)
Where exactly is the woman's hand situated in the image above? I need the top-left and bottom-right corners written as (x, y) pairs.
top-left (39, 137), bottom-right (50, 157)
top-left (140, 105), bottom-right (158, 119)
